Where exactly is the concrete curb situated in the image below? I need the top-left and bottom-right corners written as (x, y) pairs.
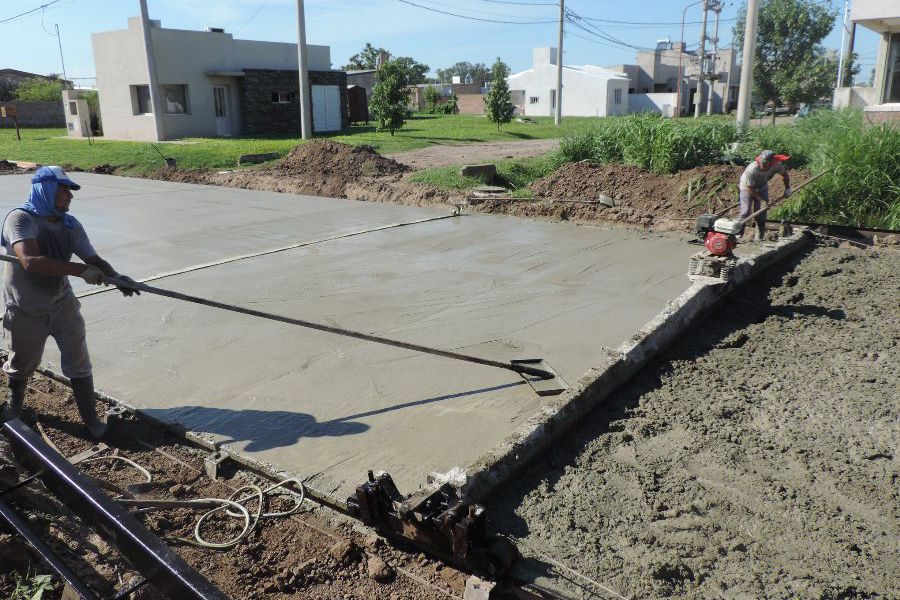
top-left (462, 229), bottom-right (813, 504)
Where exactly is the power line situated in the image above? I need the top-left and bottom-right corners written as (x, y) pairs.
top-left (479, 0), bottom-right (558, 5)
top-left (0, 0), bottom-right (63, 25)
top-left (578, 14), bottom-right (738, 26)
top-left (396, 0), bottom-right (556, 24)
top-left (234, 0), bottom-right (269, 35)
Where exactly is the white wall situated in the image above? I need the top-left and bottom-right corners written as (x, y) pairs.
top-left (93, 18), bottom-right (331, 140)
top-left (629, 93), bottom-right (677, 117)
top-left (508, 63), bottom-right (629, 117)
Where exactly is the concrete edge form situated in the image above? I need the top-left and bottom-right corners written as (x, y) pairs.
top-left (461, 229), bottom-right (813, 504)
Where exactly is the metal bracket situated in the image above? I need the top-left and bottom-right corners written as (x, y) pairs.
top-left (203, 450), bottom-right (230, 480)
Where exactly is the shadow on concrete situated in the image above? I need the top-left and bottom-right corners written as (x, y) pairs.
top-left (142, 407), bottom-right (369, 452)
top-left (142, 381), bottom-right (526, 452)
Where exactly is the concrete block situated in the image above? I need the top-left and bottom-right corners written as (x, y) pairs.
top-left (460, 164), bottom-right (497, 181)
top-left (238, 152), bottom-right (280, 165)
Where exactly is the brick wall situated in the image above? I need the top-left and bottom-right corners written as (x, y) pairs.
top-left (0, 101), bottom-right (65, 128)
top-left (457, 93), bottom-right (485, 115)
top-left (240, 69), bottom-right (348, 135)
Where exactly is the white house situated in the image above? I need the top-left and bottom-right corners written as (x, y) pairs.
top-left (508, 48), bottom-right (629, 118)
top-left (833, 0), bottom-right (899, 123)
top-left (91, 17), bottom-right (347, 140)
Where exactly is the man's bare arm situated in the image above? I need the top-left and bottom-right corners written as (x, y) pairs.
top-left (12, 239), bottom-right (91, 278)
top-left (83, 255), bottom-right (117, 277)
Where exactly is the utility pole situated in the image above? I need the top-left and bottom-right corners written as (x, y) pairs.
top-left (138, 0), bottom-right (165, 141)
top-left (836, 0), bottom-right (851, 90)
top-left (693, 0), bottom-right (709, 118)
top-left (54, 24), bottom-right (68, 85)
top-left (296, 0), bottom-right (312, 139)
top-left (676, 0), bottom-right (704, 118)
top-left (555, 0), bottom-right (564, 125)
top-left (706, 3), bottom-right (721, 115)
top-left (735, 0), bottom-right (760, 127)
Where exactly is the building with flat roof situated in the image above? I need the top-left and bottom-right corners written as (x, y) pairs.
top-left (508, 47), bottom-right (629, 118)
top-left (91, 18), bottom-right (347, 140)
top-left (833, 0), bottom-right (900, 123)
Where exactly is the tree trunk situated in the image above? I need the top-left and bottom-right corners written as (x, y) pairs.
top-left (770, 99), bottom-right (777, 127)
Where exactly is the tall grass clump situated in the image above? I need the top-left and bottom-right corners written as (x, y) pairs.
top-left (557, 113), bottom-right (736, 174)
top-left (775, 121), bottom-right (900, 229)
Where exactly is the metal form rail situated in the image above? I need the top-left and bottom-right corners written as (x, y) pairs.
top-left (1, 419), bottom-right (230, 600)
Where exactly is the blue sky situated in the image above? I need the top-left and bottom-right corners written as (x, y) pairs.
top-left (0, 0), bottom-right (882, 86)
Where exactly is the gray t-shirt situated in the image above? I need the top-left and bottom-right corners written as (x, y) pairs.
top-left (3, 210), bottom-right (96, 313)
top-left (739, 160), bottom-right (785, 191)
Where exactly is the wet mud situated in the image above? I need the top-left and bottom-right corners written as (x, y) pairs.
top-left (488, 244), bottom-right (900, 598)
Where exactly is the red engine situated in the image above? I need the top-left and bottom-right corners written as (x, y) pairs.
top-left (704, 231), bottom-right (736, 256)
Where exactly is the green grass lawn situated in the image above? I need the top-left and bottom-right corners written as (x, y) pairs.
top-left (0, 114), bottom-right (598, 175)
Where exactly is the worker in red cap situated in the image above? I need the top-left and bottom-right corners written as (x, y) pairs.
top-left (738, 150), bottom-right (791, 241)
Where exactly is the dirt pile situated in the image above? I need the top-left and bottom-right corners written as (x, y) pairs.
top-left (526, 162), bottom-right (795, 229)
top-left (274, 140), bottom-right (407, 179)
top-left (489, 244), bottom-right (900, 598)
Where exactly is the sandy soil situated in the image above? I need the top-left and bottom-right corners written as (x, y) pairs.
top-left (386, 139), bottom-right (560, 170)
top-left (488, 243), bottom-right (900, 599)
top-left (0, 371), bottom-right (470, 600)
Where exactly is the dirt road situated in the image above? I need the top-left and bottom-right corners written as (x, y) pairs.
top-left (386, 139), bottom-right (559, 170)
top-left (489, 244), bottom-right (900, 598)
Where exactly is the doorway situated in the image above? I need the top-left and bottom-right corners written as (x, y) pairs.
top-left (213, 85), bottom-right (231, 137)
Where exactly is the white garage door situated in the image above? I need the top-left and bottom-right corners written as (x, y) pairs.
top-left (312, 85), bottom-right (341, 132)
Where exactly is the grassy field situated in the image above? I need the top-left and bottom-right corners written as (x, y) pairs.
top-left (0, 114), bottom-right (597, 175)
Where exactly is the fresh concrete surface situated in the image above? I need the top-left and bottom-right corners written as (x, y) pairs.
top-left (0, 173), bottom-right (698, 499)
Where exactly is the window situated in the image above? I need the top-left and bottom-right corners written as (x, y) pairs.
top-left (162, 84), bottom-right (189, 114)
top-left (614, 89), bottom-right (622, 104)
top-left (132, 85), bottom-right (152, 114)
top-left (68, 101), bottom-right (77, 116)
top-left (529, 96), bottom-right (539, 104)
top-left (551, 89), bottom-right (556, 108)
top-left (271, 91), bottom-right (294, 104)
top-left (628, 88), bottom-right (635, 94)
top-left (885, 33), bottom-right (900, 103)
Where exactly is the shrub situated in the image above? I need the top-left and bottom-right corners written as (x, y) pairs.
top-left (14, 77), bottom-right (66, 102)
top-left (371, 60), bottom-right (410, 136)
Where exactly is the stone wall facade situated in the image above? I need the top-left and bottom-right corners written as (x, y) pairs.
top-left (240, 69), bottom-right (348, 135)
top-left (0, 101), bottom-right (65, 128)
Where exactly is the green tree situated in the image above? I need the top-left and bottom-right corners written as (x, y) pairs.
top-left (370, 60), bottom-right (410, 136)
top-left (393, 56), bottom-right (430, 85)
top-left (436, 62), bottom-right (492, 84)
top-left (423, 85), bottom-right (441, 113)
top-left (342, 42), bottom-right (387, 70)
top-left (484, 58), bottom-right (515, 131)
top-left (14, 77), bottom-right (66, 102)
top-left (733, 0), bottom-right (838, 109)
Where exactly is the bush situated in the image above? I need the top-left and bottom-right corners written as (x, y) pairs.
top-left (774, 121), bottom-right (900, 228)
top-left (14, 77), bottom-right (66, 102)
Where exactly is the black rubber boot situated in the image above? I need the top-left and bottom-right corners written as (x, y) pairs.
top-left (1, 378), bottom-right (26, 421)
top-left (70, 376), bottom-right (107, 439)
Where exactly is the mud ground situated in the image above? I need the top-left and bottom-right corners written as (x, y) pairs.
top-left (0, 371), bottom-right (472, 600)
top-left (488, 243), bottom-right (900, 599)
top-left (386, 139), bottom-right (560, 170)
top-left (139, 140), bottom-right (789, 233)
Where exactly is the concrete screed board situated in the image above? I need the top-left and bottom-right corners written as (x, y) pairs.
top-left (0, 174), bottom-right (698, 499)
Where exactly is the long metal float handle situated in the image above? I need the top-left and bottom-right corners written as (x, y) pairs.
top-left (0, 254), bottom-right (553, 380)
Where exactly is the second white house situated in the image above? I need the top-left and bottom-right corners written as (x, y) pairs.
top-left (508, 47), bottom-right (630, 118)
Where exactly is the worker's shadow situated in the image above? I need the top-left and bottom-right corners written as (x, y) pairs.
top-left (142, 406), bottom-right (369, 452)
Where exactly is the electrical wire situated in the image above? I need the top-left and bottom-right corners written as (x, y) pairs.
top-left (396, 0), bottom-right (556, 24)
top-left (0, 0), bottom-right (63, 25)
top-left (479, 0), bottom-right (557, 5)
top-left (234, 0), bottom-right (269, 36)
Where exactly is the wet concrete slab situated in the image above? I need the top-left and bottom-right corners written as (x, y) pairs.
top-left (0, 173), bottom-right (699, 499)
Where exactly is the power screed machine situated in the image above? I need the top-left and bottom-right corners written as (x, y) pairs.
top-left (689, 171), bottom-right (829, 281)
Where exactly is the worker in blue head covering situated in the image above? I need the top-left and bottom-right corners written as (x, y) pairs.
top-left (1, 166), bottom-right (140, 438)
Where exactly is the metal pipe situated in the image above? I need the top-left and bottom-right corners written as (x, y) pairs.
top-left (0, 496), bottom-right (100, 600)
top-left (0, 256), bottom-right (555, 381)
top-left (1, 419), bottom-right (229, 600)
top-left (555, 0), bottom-right (564, 125)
